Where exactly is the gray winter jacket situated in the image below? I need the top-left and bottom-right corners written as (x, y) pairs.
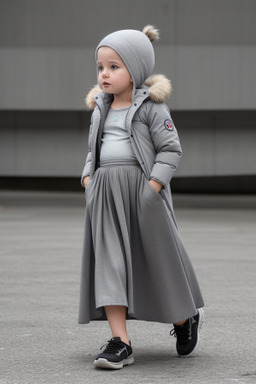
top-left (81, 74), bottom-right (182, 207)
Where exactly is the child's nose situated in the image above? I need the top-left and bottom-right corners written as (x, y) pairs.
top-left (102, 70), bottom-right (109, 78)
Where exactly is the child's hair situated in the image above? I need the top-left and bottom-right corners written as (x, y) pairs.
top-left (96, 25), bottom-right (160, 89)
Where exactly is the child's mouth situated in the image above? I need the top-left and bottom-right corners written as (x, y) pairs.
top-left (103, 82), bottom-right (110, 87)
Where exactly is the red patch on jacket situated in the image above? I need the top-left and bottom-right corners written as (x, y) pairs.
top-left (164, 119), bottom-right (174, 131)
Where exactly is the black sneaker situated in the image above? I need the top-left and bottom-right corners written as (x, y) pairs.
top-left (94, 337), bottom-right (134, 369)
top-left (170, 308), bottom-right (204, 357)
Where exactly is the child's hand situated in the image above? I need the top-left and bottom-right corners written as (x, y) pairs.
top-left (149, 179), bottom-right (162, 193)
top-left (83, 176), bottom-right (90, 188)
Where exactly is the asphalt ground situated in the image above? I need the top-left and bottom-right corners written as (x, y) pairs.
top-left (1, 191), bottom-right (256, 384)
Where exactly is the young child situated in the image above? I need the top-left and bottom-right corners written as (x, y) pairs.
top-left (79, 25), bottom-right (204, 369)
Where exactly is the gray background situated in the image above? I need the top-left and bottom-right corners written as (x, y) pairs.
top-left (0, 0), bottom-right (256, 180)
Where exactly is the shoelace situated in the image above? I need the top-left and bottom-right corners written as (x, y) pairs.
top-left (100, 339), bottom-right (127, 354)
top-left (170, 319), bottom-right (192, 343)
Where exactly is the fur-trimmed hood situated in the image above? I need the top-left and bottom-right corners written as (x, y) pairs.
top-left (85, 74), bottom-right (172, 110)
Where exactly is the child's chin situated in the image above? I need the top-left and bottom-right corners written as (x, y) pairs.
top-left (103, 89), bottom-right (112, 94)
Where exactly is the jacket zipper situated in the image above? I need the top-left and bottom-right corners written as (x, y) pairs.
top-left (131, 129), bottom-right (150, 177)
top-left (127, 98), bottom-right (150, 178)
top-left (90, 107), bottom-right (102, 177)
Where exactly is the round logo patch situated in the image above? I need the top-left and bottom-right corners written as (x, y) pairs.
top-left (164, 119), bottom-right (174, 131)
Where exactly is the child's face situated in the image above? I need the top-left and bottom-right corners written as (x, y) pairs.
top-left (97, 47), bottom-right (133, 100)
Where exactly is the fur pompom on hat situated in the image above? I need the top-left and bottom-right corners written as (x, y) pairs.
top-left (96, 25), bottom-right (159, 88)
top-left (142, 25), bottom-right (160, 42)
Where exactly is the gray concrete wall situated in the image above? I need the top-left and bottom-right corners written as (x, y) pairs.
top-left (0, 111), bottom-right (89, 177)
top-left (1, 0), bottom-right (255, 110)
top-left (0, 0), bottom-right (255, 180)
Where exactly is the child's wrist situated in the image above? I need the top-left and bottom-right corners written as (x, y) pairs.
top-left (83, 176), bottom-right (90, 188)
top-left (149, 179), bottom-right (162, 193)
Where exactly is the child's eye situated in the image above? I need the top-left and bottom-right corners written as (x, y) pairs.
top-left (111, 65), bottom-right (118, 70)
top-left (98, 65), bottom-right (103, 71)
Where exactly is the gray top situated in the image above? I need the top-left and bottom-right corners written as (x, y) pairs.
top-left (100, 107), bottom-right (137, 164)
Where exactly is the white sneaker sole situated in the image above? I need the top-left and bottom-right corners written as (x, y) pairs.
top-left (94, 354), bottom-right (135, 369)
top-left (179, 307), bottom-right (204, 358)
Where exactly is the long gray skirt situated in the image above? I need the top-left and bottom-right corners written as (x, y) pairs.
top-left (78, 163), bottom-right (204, 324)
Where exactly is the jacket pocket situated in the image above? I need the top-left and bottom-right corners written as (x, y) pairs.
top-left (147, 180), bottom-right (160, 196)
top-left (142, 174), bottom-right (161, 200)
top-left (84, 179), bottom-right (93, 196)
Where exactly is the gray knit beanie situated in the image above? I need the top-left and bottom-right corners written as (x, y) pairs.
top-left (96, 25), bottom-right (159, 88)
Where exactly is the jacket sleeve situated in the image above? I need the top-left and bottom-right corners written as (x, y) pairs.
top-left (80, 111), bottom-right (95, 187)
top-left (148, 103), bottom-right (182, 188)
